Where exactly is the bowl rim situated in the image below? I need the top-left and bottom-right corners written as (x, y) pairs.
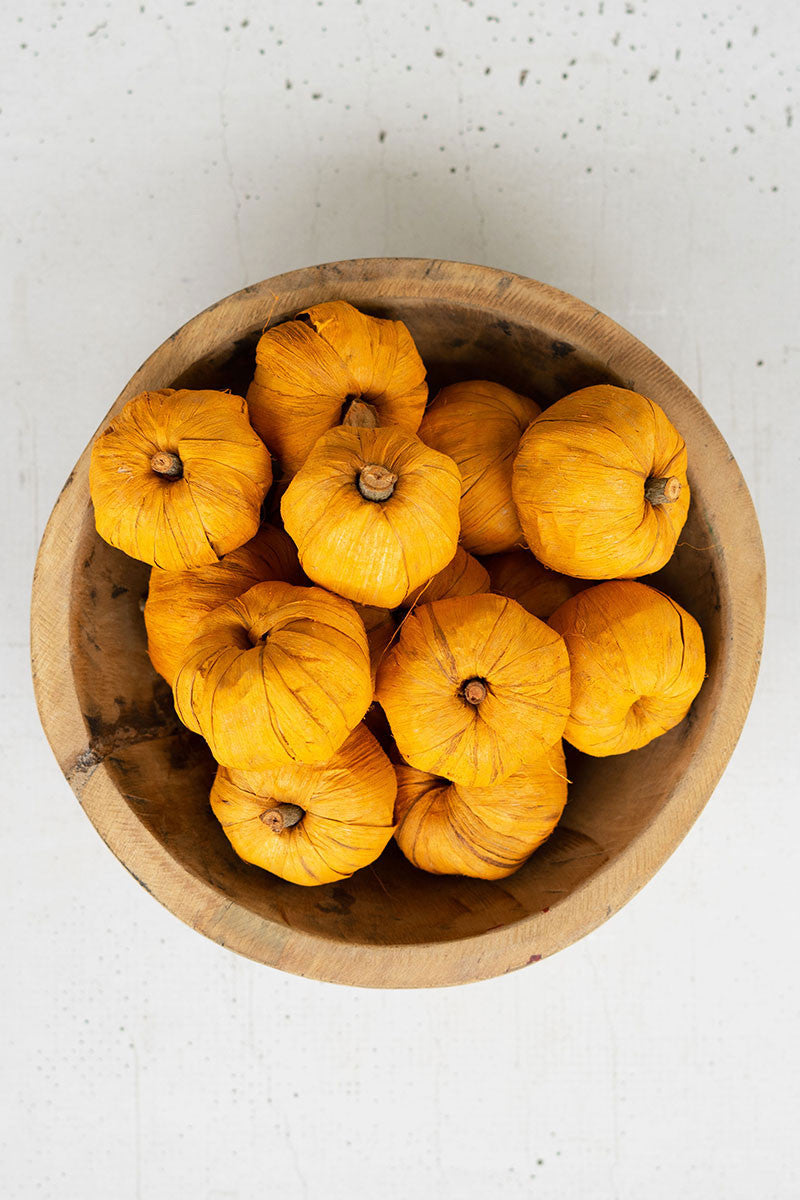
top-left (30, 257), bottom-right (766, 988)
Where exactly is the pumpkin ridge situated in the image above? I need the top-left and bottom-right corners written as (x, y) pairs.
top-left (307, 813), bottom-right (394, 831)
top-left (595, 590), bottom-right (647, 696)
top-left (292, 828), bottom-right (340, 884)
top-left (521, 417), bottom-right (645, 467)
top-left (442, 797), bottom-right (496, 861)
top-left (475, 595), bottom-right (512, 666)
top-left (127, 487), bottom-right (153, 563)
top-left (576, 416), bottom-right (653, 473)
top-left (663, 597), bottom-right (689, 685)
top-left (296, 823), bottom-right (342, 876)
top-left (457, 454), bottom-right (505, 501)
top-left (258, 655), bottom-right (302, 759)
top-left (172, 645), bottom-right (220, 733)
top-left (263, 643), bottom-right (349, 735)
top-left (422, 608), bottom-right (461, 682)
top-left (483, 625), bottom-right (567, 677)
top-left (312, 827), bottom-right (394, 868)
top-left (223, 812), bottom-right (267, 831)
top-left (178, 454), bottom-right (268, 486)
top-left (363, 316), bottom-right (400, 401)
top-left (404, 788), bottom-right (442, 860)
top-left (378, 503), bottom-right (413, 597)
top-left (207, 651), bottom-right (250, 754)
top-left (620, 502), bottom-right (673, 576)
top-left (158, 489), bottom-right (203, 569)
top-left (422, 724), bottom-right (480, 769)
top-left (448, 804), bottom-right (522, 870)
top-left (298, 309), bottom-right (358, 381)
top-left (304, 621), bottom-right (372, 662)
top-left (177, 475), bottom-right (225, 562)
top-left (385, 482), bottom-right (459, 545)
top-left (266, 638), bottom-right (359, 710)
top-left (158, 493), bottom-right (187, 566)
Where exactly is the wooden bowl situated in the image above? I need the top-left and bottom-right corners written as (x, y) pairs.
top-left (31, 259), bottom-right (765, 988)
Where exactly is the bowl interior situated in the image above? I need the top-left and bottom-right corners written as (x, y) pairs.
top-left (68, 297), bottom-right (722, 948)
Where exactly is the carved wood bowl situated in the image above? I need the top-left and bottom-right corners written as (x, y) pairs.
top-left (30, 259), bottom-right (765, 988)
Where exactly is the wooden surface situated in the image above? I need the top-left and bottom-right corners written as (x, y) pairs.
top-left (30, 258), bottom-right (765, 988)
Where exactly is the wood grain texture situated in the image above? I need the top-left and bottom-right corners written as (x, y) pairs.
top-left (30, 258), bottom-right (765, 988)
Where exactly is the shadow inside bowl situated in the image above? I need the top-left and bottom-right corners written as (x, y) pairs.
top-left (66, 297), bottom-right (724, 949)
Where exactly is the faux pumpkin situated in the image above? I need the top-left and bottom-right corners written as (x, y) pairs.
top-left (281, 426), bottom-right (462, 608)
top-left (90, 388), bottom-right (272, 570)
top-left (401, 545), bottom-right (489, 609)
top-left (353, 603), bottom-right (396, 682)
top-left (210, 725), bottom-right (396, 886)
top-left (394, 741), bottom-right (567, 879)
top-left (376, 594), bottom-right (570, 787)
top-left (173, 581), bottom-right (372, 769)
top-left (418, 380), bottom-right (541, 555)
top-left (483, 549), bottom-right (586, 621)
top-left (512, 385), bottom-right (690, 579)
top-left (246, 300), bottom-right (428, 474)
top-left (144, 523), bottom-right (303, 686)
top-left (549, 580), bottom-right (706, 756)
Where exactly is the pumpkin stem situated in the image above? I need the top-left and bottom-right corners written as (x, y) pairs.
top-left (645, 475), bottom-right (681, 506)
top-left (462, 678), bottom-right (488, 706)
top-left (151, 451), bottom-right (183, 480)
top-left (259, 803), bottom-right (304, 833)
top-left (342, 397), bottom-right (379, 428)
top-left (358, 463), bottom-right (398, 502)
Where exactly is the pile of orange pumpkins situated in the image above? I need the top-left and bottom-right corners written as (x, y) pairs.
top-left (89, 301), bottom-right (706, 886)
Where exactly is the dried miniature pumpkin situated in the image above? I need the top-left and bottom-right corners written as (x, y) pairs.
top-left (483, 549), bottom-right (586, 620)
top-left (549, 580), bottom-right (706, 756)
top-left (144, 524), bottom-right (303, 686)
top-left (418, 380), bottom-right (542, 555)
top-left (281, 426), bottom-right (462, 608)
top-left (246, 300), bottom-right (428, 474)
top-left (90, 388), bottom-right (272, 570)
top-left (401, 545), bottom-right (489, 609)
top-left (394, 741), bottom-right (567, 879)
top-left (376, 594), bottom-right (570, 787)
top-left (210, 725), bottom-right (396, 886)
top-left (512, 385), bottom-right (690, 579)
top-left (173, 580), bottom-right (372, 770)
top-left (353, 603), bottom-right (396, 682)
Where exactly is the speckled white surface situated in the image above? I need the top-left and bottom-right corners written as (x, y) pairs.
top-left (2, 1), bottom-right (798, 1197)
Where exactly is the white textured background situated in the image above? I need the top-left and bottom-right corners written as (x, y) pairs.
top-left (2, 1), bottom-right (798, 1196)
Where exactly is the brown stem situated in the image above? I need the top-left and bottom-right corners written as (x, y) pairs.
top-left (358, 463), bottom-right (397, 502)
top-left (462, 678), bottom-right (488, 706)
top-left (151, 451), bottom-right (183, 479)
top-left (342, 398), bottom-right (379, 428)
top-left (645, 475), bottom-right (681, 506)
top-left (259, 803), bottom-right (304, 833)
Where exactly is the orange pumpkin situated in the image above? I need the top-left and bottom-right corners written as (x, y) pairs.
top-left (512, 385), bottom-right (690, 579)
top-left (418, 380), bottom-right (541, 554)
top-left (89, 388), bottom-right (272, 570)
top-left (376, 594), bottom-right (570, 787)
top-left (401, 545), bottom-right (489, 609)
top-left (394, 742), bottom-right (567, 879)
top-left (281, 426), bottom-right (462, 608)
top-left (246, 300), bottom-right (428, 474)
top-left (173, 581), bottom-right (372, 769)
top-left (144, 524), bottom-right (303, 686)
top-left (483, 549), bottom-right (586, 620)
top-left (549, 580), bottom-right (706, 755)
top-left (210, 725), bottom-right (396, 886)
